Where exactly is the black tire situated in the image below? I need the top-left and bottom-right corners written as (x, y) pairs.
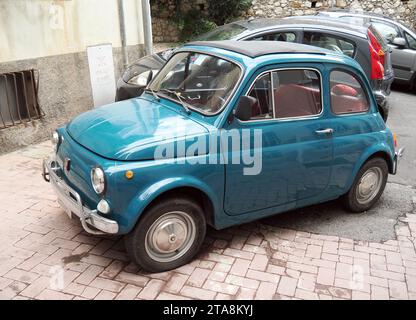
top-left (125, 196), bottom-right (206, 273)
top-left (343, 158), bottom-right (388, 213)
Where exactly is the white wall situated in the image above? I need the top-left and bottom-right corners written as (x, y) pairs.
top-left (0, 0), bottom-right (145, 63)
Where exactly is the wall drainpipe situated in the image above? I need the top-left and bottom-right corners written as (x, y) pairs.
top-left (142, 0), bottom-right (153, 56)
top-left (118, 0), bottom-right (129, 68)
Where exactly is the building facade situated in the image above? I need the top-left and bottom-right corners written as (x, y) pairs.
top-left (0, 0), bottom-right (148, 154)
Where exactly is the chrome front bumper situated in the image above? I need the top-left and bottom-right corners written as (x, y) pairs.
top-left (42, 157), bottom-right (119, 235)
top-left (392, 148), bottom-right (405, 175)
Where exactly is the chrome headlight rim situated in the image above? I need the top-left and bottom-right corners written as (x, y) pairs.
top-left (91, 166), bottom-right (106, 195)
top-left (51, 131), bottom-right (60, 150)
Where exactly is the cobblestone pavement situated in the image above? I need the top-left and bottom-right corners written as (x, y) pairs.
top-left (0, 141), bottom-right (416, 300)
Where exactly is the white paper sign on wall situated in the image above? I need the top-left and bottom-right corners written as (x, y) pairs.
top-left (87, 44), bottom-right (116, 107)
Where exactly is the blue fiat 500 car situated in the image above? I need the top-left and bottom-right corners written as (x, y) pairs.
top-left (43, 41), bottom-right (403, 272)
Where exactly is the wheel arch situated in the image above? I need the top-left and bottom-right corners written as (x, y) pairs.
top-left (345, 146), bottom-right (394, 192)
top-left (123, 178), bottom-right (219, 234)
top-left (140, 186), bottom-right (216, 226)
top-left (365, 151), bottom-right (394, 173)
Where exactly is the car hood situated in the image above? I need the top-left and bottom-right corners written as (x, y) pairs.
top-left (67, 97), bottom-right (209, 161)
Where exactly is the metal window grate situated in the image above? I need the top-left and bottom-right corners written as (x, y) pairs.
top-left (0, 69), bottom-right (44, 129)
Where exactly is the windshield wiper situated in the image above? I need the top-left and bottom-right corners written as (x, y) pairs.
top-left (144, 88), bottom-right (160, 102)
top-left (159, 89), bottom-right (191, 115)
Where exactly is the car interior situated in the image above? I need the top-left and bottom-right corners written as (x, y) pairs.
top-left (159, 53), bottom-right (241, 114)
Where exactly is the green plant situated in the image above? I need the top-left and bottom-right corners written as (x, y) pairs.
top-left (177, 9), bottom-right (217, 42)
top-left (207, 0), bottom-right (252, 25)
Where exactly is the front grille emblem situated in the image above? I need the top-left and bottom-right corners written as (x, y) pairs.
top-left (64, 157), bottom-right (71, 172)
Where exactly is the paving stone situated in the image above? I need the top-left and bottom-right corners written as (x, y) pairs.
top-left (1, 143), bottom-right (416, 300)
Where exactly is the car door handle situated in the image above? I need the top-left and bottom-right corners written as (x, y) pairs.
top-left (315, 128), bottom-right (333, 135)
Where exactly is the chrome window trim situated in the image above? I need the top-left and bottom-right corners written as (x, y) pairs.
top-left (148, 49), bottom-right (245, 117)
top-left (238, 67), bottom-right (324, 124)
top-left (271, 72), bottom-right (277, 119)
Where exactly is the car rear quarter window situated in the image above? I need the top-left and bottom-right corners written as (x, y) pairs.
top-left (303, 32), bottom-right (356, 57)
top-left (330, 70), bottom-right (369, 115)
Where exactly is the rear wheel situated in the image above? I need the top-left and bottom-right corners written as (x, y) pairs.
top-left (125, 196), bottom-right (206, 272)
top-left (343, 158), bottom-right (388, 213)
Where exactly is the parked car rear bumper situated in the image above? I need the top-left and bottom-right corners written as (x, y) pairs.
top-left (381, 72), bottom-right (395, 95)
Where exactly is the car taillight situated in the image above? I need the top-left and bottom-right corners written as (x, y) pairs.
top-left (368, 29), bottom-right (385, 80)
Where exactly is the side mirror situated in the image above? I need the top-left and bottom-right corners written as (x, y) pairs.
top-left (392, 37), bottom-right (406, 48)
top-left (146, 70), bottom-right (153, 85)
top-left (233, 95), bottom-right (257, 122)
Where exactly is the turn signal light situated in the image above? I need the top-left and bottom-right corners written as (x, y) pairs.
top-left (393, 133), bottom-right (398, 148)
top-left (125, 170), bottom-right (134, 180)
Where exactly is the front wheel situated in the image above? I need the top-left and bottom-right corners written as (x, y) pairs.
top-left (125, 197), bottom-right (206, 273)
top-left (343, 158), bottom-right (388, 213)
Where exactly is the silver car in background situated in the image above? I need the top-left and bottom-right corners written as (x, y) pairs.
top-left (317, 10), bottom-right (416, 90)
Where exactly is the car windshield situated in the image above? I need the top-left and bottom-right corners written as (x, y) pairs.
top-left (148, 51), bottom-right (241, 115)
top-left (195, 23), bottom-right (247, 41)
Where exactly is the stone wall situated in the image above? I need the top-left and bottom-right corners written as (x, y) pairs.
top-left (151, 0), bottom-right (209, 42)
top-left (152, 0), bottom-right (416, 43)
top-left (249, 0), bottom-right (416, 30)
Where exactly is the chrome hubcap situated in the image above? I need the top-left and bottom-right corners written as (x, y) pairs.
top-left (356, 167), bottom-right (383, 205)
top-left (145, 211), bottom-right (196, 263)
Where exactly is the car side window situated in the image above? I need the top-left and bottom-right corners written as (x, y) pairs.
top-left (405, 32), bottom-right (416, 50)
top-left (330, 70), bottom-right (369, 115)
top-left (247, 73), bottom-right (273, 120)
top-left (371, 21), bottom-right (400, 44)
top-left (272, 69), bottom-right (322, 119)
top-left (245, 69), bottom-right (322, 121)
top-left (303, 32), bottom-right (355, 57)
top-left (249, 32), bottom-right (297, 42)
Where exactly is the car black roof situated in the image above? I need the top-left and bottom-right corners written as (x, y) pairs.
top-left (185, 40), bottom-right (328, 58)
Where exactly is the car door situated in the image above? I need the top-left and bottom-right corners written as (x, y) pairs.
top-left (223, 64), bottom-right (333, 215)
top-left (371, 20), bottom-right (414, 82)
top-left (403, 31), bottom-right (416, 82)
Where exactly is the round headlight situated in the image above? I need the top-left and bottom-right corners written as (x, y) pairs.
top-left (91, 167), bottom-right (106, 195)
top-left (51, 131), bottom-right (59, 148)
